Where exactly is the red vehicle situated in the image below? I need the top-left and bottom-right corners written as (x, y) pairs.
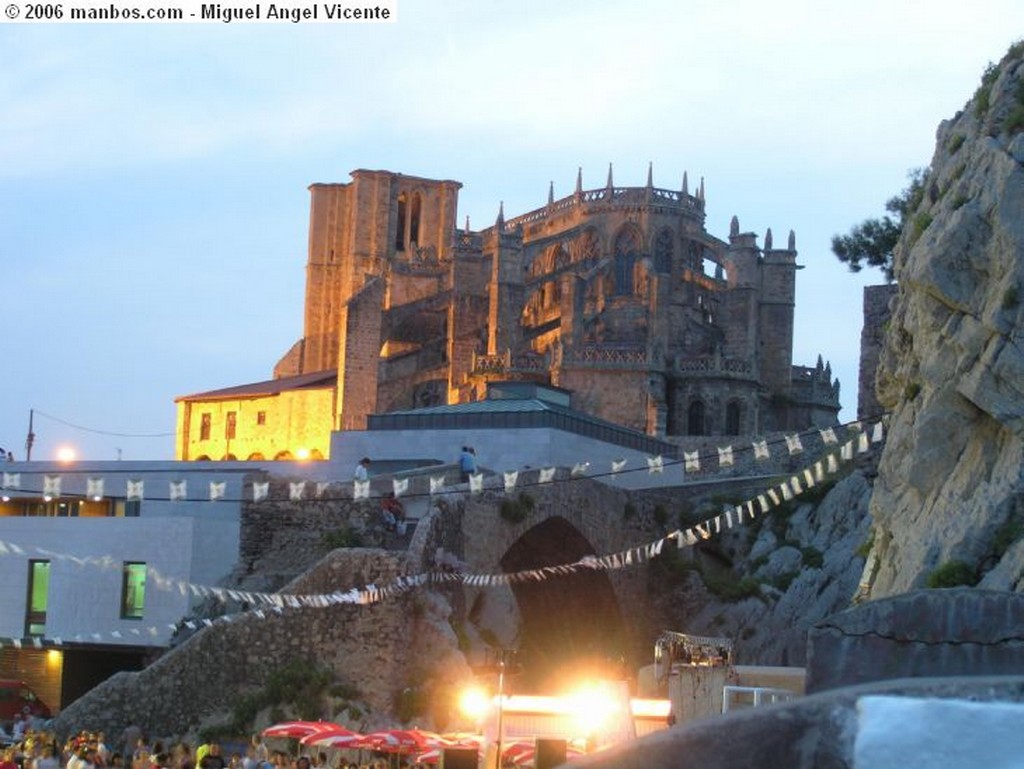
top-left (0, 681), bottom-right (51, 725)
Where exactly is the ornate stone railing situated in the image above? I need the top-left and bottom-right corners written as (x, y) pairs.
top-left (471, 350), bottom-right (548, 375)
top-left (561, 343), bottom-right (649, 368)
top-left (675, 355), bottom-right (754, 377)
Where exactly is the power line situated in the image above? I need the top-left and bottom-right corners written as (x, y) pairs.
top-left (32, 409), bottom-right (175, 439)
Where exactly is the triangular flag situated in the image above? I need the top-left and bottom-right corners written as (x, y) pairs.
top-left (571, 462), bottom-right (590, 476)
top-left (2, 472), bottom-right (19, 490)
top-left (858, 432), bottom-right (870, 453)
top-left (353, 479), bottom-right (370, 500)
top-left (781, 483), bottom-right (793, 501)
top-left (758, 495), bottom-right (769, 513)
top-left (646, 455), bottom-right (664, 474)
top-left (469, 473), bottom-right (483, 493)
top-left (872, 421), bottom-right (885, 443)
top-left (820, 427), bottom-right (838, 445)
top-left (803, 469), bottom-right (815, 488)
top-left (169, 480), bottom-right (187, 501)
top-left (841, 441), bottom-right (854, 461)
top-left (717, 446), bottom-right (734, 467)
top-left (316, 481), bottom-right (330, 498)
top-left (126, 480), bottom-right (144, 501)
top-left (209, 481), bottom-right (226, 501)
top-left (611, 458), bottom-right (627, 473)
top-left (503, 471), bottom-right (519, 492)
top-left (430, 475), bottom-right (445, 494)
top-left (539, 467), bottom-right (556, 484)
top-left (289, 482), bottom-right (306, 501)
top-left (827, 454), bottom-right (839, 473)
top-left (44, 475), bottom-right (61, 499)
top-left (393, 478), bottom-right (409, 498)
top-left (86, 477), bottom-right (104, 500)
top-left (684, 451), bottom-right (700, 472)
top-left (814, 461), bottom-right (825, 482)
top-left (753, 441), bottom-right (769, 460)
top-left (252, 482), bottom-right (269, 502)
top-left (785, 434), bottom-right (803, 454)
top-left (790, 477), bottom-right (803, 496)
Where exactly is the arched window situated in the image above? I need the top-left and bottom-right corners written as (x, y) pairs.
top-left (614, 226), bottom-right (642, 295)
top-left (654, 229), bottom-right (673, 273)
top-left (725, 401), bottom-right (742, 435)
top-left (687, 400), bottom-right (706, 436)
top-left (395, 194), bottom-right (407, 251)
top-left (409, 193), bottom-right (422, 246)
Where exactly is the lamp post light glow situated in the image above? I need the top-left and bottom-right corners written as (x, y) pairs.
top-left (56, 445), bottom-right (77, 463)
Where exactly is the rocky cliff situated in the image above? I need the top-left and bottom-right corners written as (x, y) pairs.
top-left (866, 43), bottom-right (1024, 597)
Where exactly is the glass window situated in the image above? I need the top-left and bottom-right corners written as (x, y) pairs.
top-left (200, 413), bottom-right (211, 441)
top-left (121, 562), bottom-right (147, 620)
top-left (26, 560), bottom-right (50, 636)
top-left (256, 411), bottom-right (266, 426)
top-left (225, 411), bottom-right (237, 440)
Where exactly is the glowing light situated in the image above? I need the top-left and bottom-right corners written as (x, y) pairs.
top-left (296, 448), bottom-right (311, 461)
top-left (566, 683), bottom-right (620, 732)
top-left (56, 446), bottom-right (77, 463)
top-left (459, 686), bottom-right (492, 720)
top-left (46, 649), bottom-right (62, 668)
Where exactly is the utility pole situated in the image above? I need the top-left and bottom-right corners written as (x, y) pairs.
top-left (25, 409), bottom-right (35, 461)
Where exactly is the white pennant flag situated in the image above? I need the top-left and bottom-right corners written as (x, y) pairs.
top-left (790, 477), bottom-right (803, 496)
top-left (746, 500), bottom-right (756, 519)
top-left (815, 461), bottom-right (825, 482)
top-left (86, 477), bottom-right (104, 500)
top-left (611, 458), bottom-right (627, 474)
top-left (646, 455), bottom-right (664, 474)
top-left (571, 462), bottom-right (590, 476)
top-left (289, 482), bottom-right (306, 501)
top-left (469, 473), bottom-right (483, 493)
top-left (316, 481), bottom-right (330, 498)
top-left (252, 482), bottom-right (269, 502)
top-left (717, 446), bottom-right (734, 467)
top-left (758, 495), bottom-right (769, 513)
top-left (725, 509), bottom-right (734, 528)
top-left (753, 441), bottom-right (769, 461)
top-left (820, 427), bottom-right (838, 445)
top-left (393, 478), bottom-right (409, 498)
top-left (781, 483), bottom-right (793, 501)
top-left (44, 475), bottom-right (61, 499)
top-left (2, 472), bottom-right (19, 490)
top-left (684, 451), bottom-right (700, 472)
top-left (31, 636), bottom-right (42, 648)
top-left (209, 481), bottom-right (226, 501)
top-left (126, 480), bottom-right (144, 501)
top-left (685, 529), bottom-right (699, 546)
top-left (841, 441), bottom-right (854, 461)
top-left (539, 467), bottom-right (556, 484)
top-left (872, 421), bottom-right (884, 443)
top-left (803, 469), bottom-right (815, 488)
top-left (169, 480), bottom-right (187, 501)
top-left (430, 475), bottom-right (445, 494)
top-left (713, 516), bottom-right (721, 534)
top-left (827, 453), bottom-right (839, 473)
top-left (785, 434), bottom-right (804, 454)
top-left (503, 471), bottom-right (519, 492)
top-left (858, 432), bottom-right (870, 453)
top-left (353, 479), bottom-right (370, 500)
top-left (12, 639), bottom-right (22, 649)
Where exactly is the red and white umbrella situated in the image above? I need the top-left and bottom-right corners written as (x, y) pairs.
top-left (503, 741), bottom-right (584, 766)
top-left (416, 735), bottom-right (483, 765)
top-left (355, 729), bottom-right (450, 754)
top-left (263, 721), bottom-right (351, 739)
top-left (301, 727), bottom-right (363, 749)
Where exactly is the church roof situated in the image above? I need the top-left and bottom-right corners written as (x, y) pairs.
top-left (175, 370), bottom-right (337, 402)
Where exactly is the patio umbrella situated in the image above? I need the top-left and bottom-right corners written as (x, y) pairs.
top-left (301, 729), bottom-right (363, 749)
top-left (504, 742), bottom-right (584, 766)
top-left (263, 721), bottom-right (351, 739)
top-left (355, 728), bottom-right (449, 755)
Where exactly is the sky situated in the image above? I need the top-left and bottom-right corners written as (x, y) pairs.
top-left (1, 0), bottom-right (1021, 462)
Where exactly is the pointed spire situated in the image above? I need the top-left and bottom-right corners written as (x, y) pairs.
top-left (465, 215), bottom-right (470, 232)
top-left (788, 229), bottom-right (796, 251)
top-left (698, 176), bottom-right (705, 201)
top-left (548, 181), bottom-right (554, 206)
top-left (730, 215), bottom-right (739, 238)
top-left (816, 354), bottom-right (824, 371)
top-left (646, 161), bottom-right (653, 189)
top-left (575, 166), bottom-right (583, 196)
top-left (764, 228), bottom-right (773, 251)
top-left (496, 201), bottom-right (505, 228)
top-left (606, 162), bottom-right (614, 193)
top-left (682, 171), bottom-right (689, 196)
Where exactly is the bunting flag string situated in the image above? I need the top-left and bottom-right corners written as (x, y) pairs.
top-left (0, 416), bottom-right (888, 650)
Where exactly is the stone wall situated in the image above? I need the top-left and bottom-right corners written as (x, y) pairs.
top-left (858, 284), bottom-right (896, 420)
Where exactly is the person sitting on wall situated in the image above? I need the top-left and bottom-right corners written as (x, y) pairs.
top-left (459, 446), bottom-right (476, 482)
top-left (380, 492), bottom-right (405, 532)
top-left (354, 457), bottom-right (370, 482)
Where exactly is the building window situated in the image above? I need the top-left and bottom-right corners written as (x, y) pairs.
top-left (395, 194), bottom-right (407, 251)
top-left (225, 411), bottom-right (237, 440)
top-left (654, 229), bottom-right (673, 273)
top-left (256, 411), bottom-right (266, 426)
top-left (726, 401), bottom-right (742, 435)
top-left (121, 562), bottom-right (147, 620)
top-left (200, 413), bottom-right (211, 441)
top-left (687, 400), bottom-right (706, 436)
top-left (613, 226), bottom-right (641, 295)
top-left (25, 560), bottom-right (50, 637)
top-left (409, 193), bottom-right (422, 247)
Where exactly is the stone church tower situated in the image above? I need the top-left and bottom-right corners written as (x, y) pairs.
top-left (271, 165), bottom-right (839, 439)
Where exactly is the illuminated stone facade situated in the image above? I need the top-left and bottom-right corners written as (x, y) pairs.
top-left (177, 166), bottom-right (840, 460)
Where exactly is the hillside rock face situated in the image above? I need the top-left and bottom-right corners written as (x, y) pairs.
top-left (868, 46), bottom-right (1024, 598)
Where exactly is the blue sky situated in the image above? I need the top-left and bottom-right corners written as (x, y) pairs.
top-left (2, 0), bottom-right (1021, 461)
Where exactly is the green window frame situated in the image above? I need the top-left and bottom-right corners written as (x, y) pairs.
top-left (120, 562), bottom-right (147, 620)
top-left (26, 560), bottom-right (50, 637)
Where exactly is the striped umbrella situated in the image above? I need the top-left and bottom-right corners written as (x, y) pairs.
top-left (301, 727), bottom-right (363, 749)
top-left (263, 721), bottom-right (350, 739)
